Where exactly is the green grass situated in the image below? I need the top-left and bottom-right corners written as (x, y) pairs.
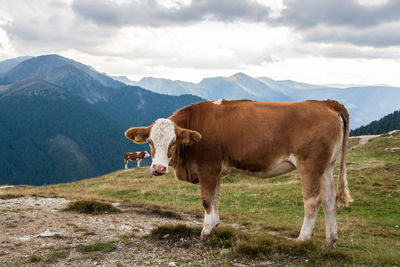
top-left (148, 224), bottom-right (349, 265)
top-left (2, 134), bottom-right (400, 265)
top-left (77, 242), bottom-right (116, 253)
top-left (28, 255), bottom-right (42, 262)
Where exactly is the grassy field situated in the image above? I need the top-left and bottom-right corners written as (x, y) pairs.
top-left (1, 132), bottom-right (400, 266)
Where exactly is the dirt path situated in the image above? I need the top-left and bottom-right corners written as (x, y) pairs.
top-left (0, 197), bottom-right (207, 266)
top-left (349, 134), bottom-right (380, 150)
top-left (0, 197), bottom-right (271, 267)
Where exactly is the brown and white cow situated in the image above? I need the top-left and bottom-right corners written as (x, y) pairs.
top-left (125, 99), bottom-right (353, 247)
top-left (124, 151), bottom-right (150, 169)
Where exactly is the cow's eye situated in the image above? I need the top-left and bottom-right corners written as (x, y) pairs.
top-left (171, 140), bottom-right (176, 147)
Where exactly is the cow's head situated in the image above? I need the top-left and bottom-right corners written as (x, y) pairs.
top-left (125, 118), bottom-right (201, 176)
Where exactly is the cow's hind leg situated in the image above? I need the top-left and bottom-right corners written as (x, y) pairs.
top-left (298, 190), bottom-right (322, 241)
top-left (124, 160), bottom-right (128, 170)
top-left (321, 162), bottom-right (338, 247)
top-left (297, 160), bottom-right (325, 241)
top-left (199, 173), bottom-right (221, 240)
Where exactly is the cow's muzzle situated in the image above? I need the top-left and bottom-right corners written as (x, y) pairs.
top-left (150, 164), bottom-right (167, 176)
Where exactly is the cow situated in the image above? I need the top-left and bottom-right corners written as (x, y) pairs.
top-left (124, 151), bottom-right (150, 169)
top-left (124, 99), bottom-right (353, 247)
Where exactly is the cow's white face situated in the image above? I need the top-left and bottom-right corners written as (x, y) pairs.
top-left (125, 118), bottom-right (201, 176)
top-left (149, 119), bottom-right (176, 175)
top-left (144, 151), bottom-right (150, 158)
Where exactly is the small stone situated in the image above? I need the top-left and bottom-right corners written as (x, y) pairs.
top-left (163, 234), bottom-right (170, 239)
top-left (168, 262), bottom-right (177, 267)
top-left (259, 261), bottom-right (274, 266)
top-left (231, 263), bottom-right (248, 267)
top-left (220, 248), bottom-right (230, 255)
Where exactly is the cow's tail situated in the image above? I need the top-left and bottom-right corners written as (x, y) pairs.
top-left (324, 100), bottom-right (353, 207)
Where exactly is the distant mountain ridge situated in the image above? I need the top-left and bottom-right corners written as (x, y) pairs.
top-left (0, 55), bottom-right (203, 185)
top-left (0, 55), bottom-right (124, 103)
top-left (124, 73), bottom-right (400, 129)
top-left (0, 56), bottom-right (33, 74)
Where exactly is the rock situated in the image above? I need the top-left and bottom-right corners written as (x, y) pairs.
top-left (231, 262), bottom-right (248, 267)
top-left (38, 230), bottom-right (60, 237)
top-left (259, 261), bottom-right (274, 266)
top-left (384, 147), bottom-right (400, 152)
top-left (168, 262), bottom-right (177, 267)
top-left (163, 234), bottom-right (170, 239)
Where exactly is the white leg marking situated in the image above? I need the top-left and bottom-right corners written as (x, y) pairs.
top-left (322, 165), bottom-right (338, 246)
top-left (298, 216), bottom-right (316, 240)
top-left (298, 197), bottom-right (320, 241)
top-left (202, 207), bottom-right (219, 237)
top-left (137, 160), bottom-right (141, 167)
top-left (125, 163), bottom-right (128, 170)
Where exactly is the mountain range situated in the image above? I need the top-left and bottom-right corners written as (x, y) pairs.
top-left (0, 55), bottom-right (202, 185)
top-left (116, 73), bottom-right (400, 129)
top-left (1, 54), bottom-right (399, 185)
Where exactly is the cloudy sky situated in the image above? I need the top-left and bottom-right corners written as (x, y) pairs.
top-left (1, 0), bottom-right (400, 86)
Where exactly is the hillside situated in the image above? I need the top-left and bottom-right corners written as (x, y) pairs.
top-left (350, 109), bottom-right (400, 136)
top-left (1, 131), bottom-right (399, 266)
top-left (0, 55), bottom-right (203, 185)
top-left (0, 79), bottom-right (128, 185)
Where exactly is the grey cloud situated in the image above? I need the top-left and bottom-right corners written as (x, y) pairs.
top-left (2, 1), bottom-right (116, 54)
top-left (304, 23), bottom-right (400, 48)
top-left (276, 0), bottom-right (400, 48)
top-left (71, 0), bottom-right (272, 27)
top-left (280, 0), bottom-right (400, 29)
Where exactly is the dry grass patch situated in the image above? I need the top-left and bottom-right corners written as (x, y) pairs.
top-left (0, 193), bottom-right (23, 200)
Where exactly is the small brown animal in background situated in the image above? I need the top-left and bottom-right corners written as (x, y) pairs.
top-left (124, 151), bottom-right (150, 169)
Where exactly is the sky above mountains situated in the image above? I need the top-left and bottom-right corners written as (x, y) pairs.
top-left (1, 0), bottom-right (400, 86)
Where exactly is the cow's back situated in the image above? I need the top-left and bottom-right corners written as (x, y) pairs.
top-left (170, 100), bottom-right (343, 175)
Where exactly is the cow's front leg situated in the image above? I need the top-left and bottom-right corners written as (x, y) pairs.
top-left (137, 159), bottom-right (141, 167)
top-left (200, 176), bottom-right (221, 240)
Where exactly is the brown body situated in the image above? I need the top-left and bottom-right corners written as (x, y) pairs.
top-left (125, 99), bottom-right (353, 246)
top-left (124, 151), bottom-right (149, 169)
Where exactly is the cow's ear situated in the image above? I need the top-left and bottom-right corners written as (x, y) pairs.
top-left (125, 126), bottom-right (151, 144)
top-left (176, 126), bottom-right (201, 146)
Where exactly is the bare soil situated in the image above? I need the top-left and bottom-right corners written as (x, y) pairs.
top-left (0, 197), bottom-right (267, 267)
top-left (349, 134), bottom-right (380, 150)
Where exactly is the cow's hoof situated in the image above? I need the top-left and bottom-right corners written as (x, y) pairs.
top-left (200, 227), bottom-right (213, 241)
top-left (200, 232), bottom-right (210, 241)
top-left (322, 238), bottom-right (337, 248)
